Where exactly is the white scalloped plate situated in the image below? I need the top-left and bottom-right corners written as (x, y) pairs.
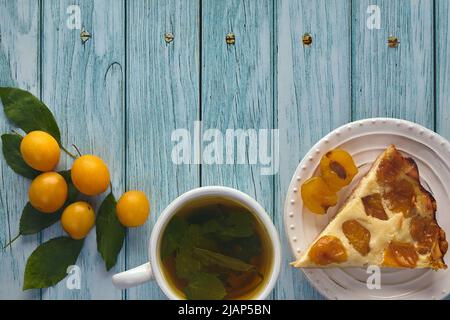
top-left (284, 118), bottom-right (450, 300)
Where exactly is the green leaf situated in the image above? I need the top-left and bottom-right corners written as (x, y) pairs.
top-left (193, 247), bottom-right (255, 272)
top-left (96, 193), bottom-right (125, 271)
top-left (175, 248), bottom-right (203, 280)
top-left (200, 219), bottom-right (222, 234)
top-left (0, 87), bottom-right (60, 142)
top-left (1, 134), bottom-right (39, 179)
top-left (222, 234), bottom-right (262, 262)
top-left (18, 170), bottom-right (79, 236)
top-left (59, 170), bottom-right (79, 203)
top-left (161, 216), bottom-right (188, 260)
top-left (23, 236), bottom-right (84, 290)
top-left (182, 225), bottom-right (217, 251)
top-left (184, 273), bottom-right (227, 300)
top-left (201, 210), bottom-right (254, 239)
top-left (220, 212), bottom-right (254, 238)
top-left (186, 205), bottom-right (224, 224)
top-left (175, 225), bottom-right (216, 280)
top-left (20, 203), bottom-right (62, 235)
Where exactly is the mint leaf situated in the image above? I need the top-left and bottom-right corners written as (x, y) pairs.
top-left (0, 87), bottom-right (61, 142)
top-left (193, 247), bottom-right (255, 272)
top-left (23, 236), bottom-right (84, 290)
top-left (1, 134), bottom-right (39, 179)
top-left (200, 219), bottom-right (222, 234)
top-left (175, 225), bottom-right (217, 279)
top-left (186, 205), bottom-right (224, 224)
top-left (175, 248), bottom-right (203, 280)
top-left (201, 210), bottom-right (254, 239)
top-left (220, 211), bottom-right (254, 238)
top-left (222, 234), bottom-right (262, 262)
top-left (182, 225), bottom-right (217, 251)
top-left (184, 272), bottom-right (226, 300)
top-left (96, 193), bottom-right (125, 271)
top-left (161, 216), bottom-right (188, 260)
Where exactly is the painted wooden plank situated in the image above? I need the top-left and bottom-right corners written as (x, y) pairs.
top-left (40, 0), bottom-right (125, 299)
top-left (276, 0), bottom-right (351, 299)
top-left (352, 0), bottom-right (434, 128)
top-left (201, 0), bottom-right (275, 298)
top-left (0, 0), bottom-right (41, 300)
top-left (435, 0), bottom-right (450, 300)
top-left (126, 0), bottom-right (200, 300)
top-left (436, 0), bottom-right (450, 139)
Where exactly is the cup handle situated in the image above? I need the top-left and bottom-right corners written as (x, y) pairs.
top-left (112, 262), bottom-right (154, 289)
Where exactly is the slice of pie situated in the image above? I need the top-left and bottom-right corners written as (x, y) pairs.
top-left (292, 145), bottom-right (448, 269)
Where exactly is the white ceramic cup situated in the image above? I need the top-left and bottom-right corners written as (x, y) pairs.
top-left (112, 186), bottom-right (281, 300)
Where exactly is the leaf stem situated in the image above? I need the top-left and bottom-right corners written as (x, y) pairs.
top-left (11, 129), bottom-right (24, 138)
top-left (2, 233), bottom-right (21, 249)
top-left (72, 144), bottom-right (82, 157)
top-left (61, 145), bottom-right (77, 159)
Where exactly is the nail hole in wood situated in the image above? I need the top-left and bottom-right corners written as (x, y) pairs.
top-left (226, 33), bottom-right (235, 45)
top-left (302, 33), bottom-right (312, 46)
top-left (387, 36), bottom-right (399, 48)
top-left (80, 29), bottom-right (91, 44)
top-left (164, 32), bottom-right (174, 44)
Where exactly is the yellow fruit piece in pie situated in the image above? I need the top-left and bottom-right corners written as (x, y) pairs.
top-left (292, 145), bottom-right (448, 270)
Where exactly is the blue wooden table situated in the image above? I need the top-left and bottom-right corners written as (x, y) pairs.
top-left (1, 0), bottom-right (449, 300)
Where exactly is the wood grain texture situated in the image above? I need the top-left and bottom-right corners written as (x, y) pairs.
top-left (40, 0), bottom-right (125, 299)
top-left (0, 0), bottom-right (41, 299)
top-left (201, 0), bottom-right (274, 298)
top-left (126, 0), bottom-right (200, 300)
top-left (435, 3), bottom-right (450, 300)
top-left (1, 0), bottom-right (449, 300)
top-left (436, 0), bottom-right (450, 139)
top-left (276, 0), bottom-right (351, 299)
top-left (352, 0), bottom-right (434, 127)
